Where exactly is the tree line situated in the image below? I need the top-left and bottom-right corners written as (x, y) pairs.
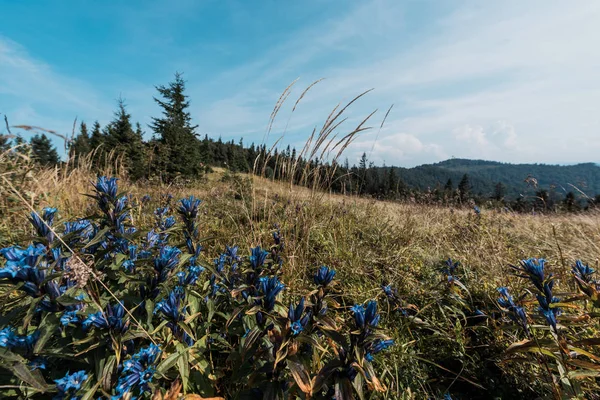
top-left (2, 73), bottom-right (596, 213)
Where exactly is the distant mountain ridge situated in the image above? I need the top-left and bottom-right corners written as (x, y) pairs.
top-left (387, 158), bottom-right (600, 198)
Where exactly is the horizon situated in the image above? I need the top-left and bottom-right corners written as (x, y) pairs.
top-left (2, 1), bottom-right (600, 167)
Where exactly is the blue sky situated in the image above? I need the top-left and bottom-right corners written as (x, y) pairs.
top-left (1, 0), bottom-right (599, 166)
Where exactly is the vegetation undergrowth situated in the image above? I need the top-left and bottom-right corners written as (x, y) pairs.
top-left (2, 158), bottom-right (600, 399)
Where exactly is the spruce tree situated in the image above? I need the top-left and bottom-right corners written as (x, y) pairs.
top-left (104, 98), bottom-right (146, 180)
top-left (458, 173), bottom-right (471, 203)
top-left (0, 134), bottom-right (9, 152)
top-left (444, 178), bottom-right (453, 192)
top-left (70, 121), bottom-right (91, 163)
top-left (30, 134), bottom-right (60, 166)
top-left (150, 72), bottom-right (202, 181)
top-left (89, 121), bottom-right (105, 168)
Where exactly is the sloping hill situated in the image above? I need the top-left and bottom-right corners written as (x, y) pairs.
top-left (391, 159), bottom-right (600, 198)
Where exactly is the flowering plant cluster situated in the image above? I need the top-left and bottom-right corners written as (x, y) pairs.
top-left (0, 177), bottom-right (393, 399)
top-left (495, 257), bottom-right (600, 397)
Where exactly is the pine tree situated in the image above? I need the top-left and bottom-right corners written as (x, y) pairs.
top-left (493, 182), bottom-right (505, 201)
top-left (458, 173), bottom-right (471, 203)
top-left (386, 167), bottom-right (398, 198)
top-left (150, 72), bottom-right (202, 181)
top-left (30, 134), bottom-right (60, 166)
top-left (104, 98), bottom-right (146, 180)
top-left (89, 121), bottom-right (105, 168)
top-left (0, 134), bottom-right (9, 152)
top-left (444, 178), bottom-right (453, 192)
top-left (358, 153), bottom-right (368, 194)
top-left (70, 121), bottom-right (91, 163)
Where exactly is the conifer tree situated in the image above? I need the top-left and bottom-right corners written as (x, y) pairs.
top-left (150, 72), bottom-right (202, 181)
top-left (30, 133), bottom-right (60, 166)
top-left (104, 98), bottom-right (146, 180)
top-left (89, 121), bottom-right (105, 168)
top-left (70, 121), bottom-right (90, 163)
top-left (0, 134), bottom-right (9, 152)
top-left (458, 173), bottom-right (471, 203)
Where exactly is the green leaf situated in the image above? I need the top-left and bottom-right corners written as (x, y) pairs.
top-left (83, 227), bottom-right (110, 249)
top-left (3, 358), bottom-right (48, 392)
top-left (177, 349), bottom-right (190, 391)
top-left (157, 351), bottom-right (182, 375)
top-left (34, 313), bottom-right (60, 353)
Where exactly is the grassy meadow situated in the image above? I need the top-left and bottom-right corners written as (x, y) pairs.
top-left (3, 149), bottom-right (600, 399)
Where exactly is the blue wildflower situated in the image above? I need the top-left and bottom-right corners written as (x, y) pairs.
top-left (177, 265), bottom-right (204, 286)
top-left (351, 304), bottom-right (366, 328)
top-left (442, 258), bottom-right (459, 282)
top-left (154, 291), bottom-right (184, 322)
top-left (474, 206), bottom-right (481, 215)
top-left (351, 300), bottom-right (380, 329)
top-left (82, 311), bottom-right (108, 330)
top-left (177, 195), bottom-right (201, 220)
top-left (258, 276), bottom-right (285, 311)
top-left (288, 297), bottom-right (310, 335)
top-left (497, 287), bottom-right (529, 333)
top-left (94, 176), bottom-right (118, 198)
top-left (54, 370), bottom-right (88, 399)
top-left (114, 344), bottom-right (160, 398)
top-left (314, 266), bottom-right (336, 287)
top-left (572, 260), bottom-right (595, 283)
top-left (29, 207), bottom-right (58, 242)
top-left (29, 357), bottom-right (47, 371)
top-left (365, 339), bottom-right (394, 362)
top-left (537, 294), bottom-right (561, 332)
top-left (511, 258), bottom-right (548, 292)
top-left (250, 246), bottom-right (269, 269)
top-left (60, 310), bottom-right (80, 326)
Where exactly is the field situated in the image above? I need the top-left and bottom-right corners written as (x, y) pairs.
top-left (2, 158), bottom-right (600, 399)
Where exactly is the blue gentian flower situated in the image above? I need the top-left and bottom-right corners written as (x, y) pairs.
top-left (365, 339), bottom-right (394, 362)
top-left (288, 297), bottom-right (310, 335)
top-left (314, 266), bottom-right (336, 287)
top-left (177, 196), bottom-right (201, 220)
top-left (442, 258), bottom-right (459, 282)
top-left (351, 301), bottom-right (380, 329)
top-left (94, 176), bottom-right (118, 198)
top-left (511, 258), bottom-right (547, 292)
top-left (177, 265), bottom-right (204, 286)
top-left (572, 260), bottom-right (595, 283)
top-left (60, 310), bottom-right (80, 326)
top-left (537, 294), bottom-right (561, 332)
top-left (154, 291), bottom-right (184, 322)
top-left (497, 287), bottom-right (529, 333)
top-left (54, 370), bottom-right (88, 399)
top-left (82, 311), bottom-right (108, 330)
top-left (29, 207), bottom-right (58, 242)
top-left (474, 206), bottom-right (481, 215)
top-left (82, 303), bottom-right (128, 333)
top-left (0, 327), bottom-right (17, 348)
top-left (29, 357), bottom-right (47, 371)
top-left (258, 276), bottom-right (285, 311)
top-left (351, 304), bottom-right (366, 328)
top-left (114, 344), bottom-right (160, 398)
top-left (250, 246), bottom-right (269, 269)
top-left (154, 246), bottom-right (181, 273)
top-left (163, 216), bottom-right (176, 229)
top-left (225, 245), bottom-right (239, 261)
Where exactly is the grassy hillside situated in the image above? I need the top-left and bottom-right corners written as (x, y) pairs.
top-left (2, 155), bottom-right (600, 399)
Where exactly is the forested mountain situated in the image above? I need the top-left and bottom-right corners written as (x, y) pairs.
top-left (388, 159), bottom-right (600, 199)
